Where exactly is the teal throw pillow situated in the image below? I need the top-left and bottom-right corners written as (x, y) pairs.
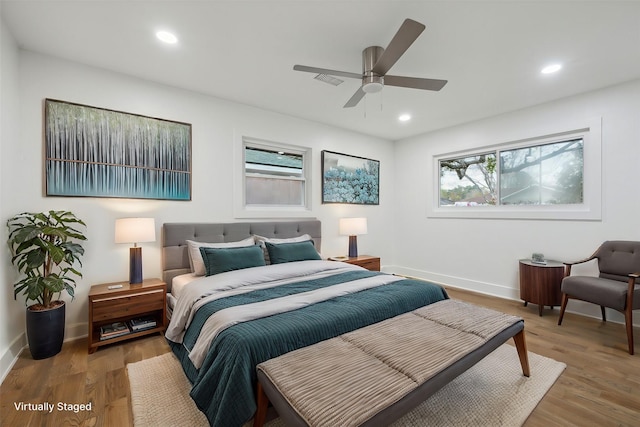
top-left (265, 240), bottom-right (321, 264)
top-left (199, 245), bottom-right (266, 276)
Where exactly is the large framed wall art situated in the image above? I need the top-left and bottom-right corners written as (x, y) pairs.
top-left (44, 99), bottom-right (192, 200)
top-left (321, 150), bottom-right (379, 205)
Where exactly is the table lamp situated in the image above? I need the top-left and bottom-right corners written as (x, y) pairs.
top-left (115, 218), bottom-right (156, 284)
top-left (339, 217), bottom-right (368, 258)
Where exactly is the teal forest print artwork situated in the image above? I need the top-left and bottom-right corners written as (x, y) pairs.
top-left (45, 99), bottom-right (191, 200)
top-left (322, 150), bottom-right (379, 204)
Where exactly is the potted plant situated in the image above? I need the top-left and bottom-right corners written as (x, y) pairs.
top-left (6, 210), bottom-right (86, 359)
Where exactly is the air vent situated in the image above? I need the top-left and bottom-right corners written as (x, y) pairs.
top-left (314, 74), bottom-right (344, 86)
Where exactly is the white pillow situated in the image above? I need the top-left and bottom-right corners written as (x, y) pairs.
top-left (253, 234), bottom-right (312, 247)
top-left (253, 234), bottom-right (313, 264)
top-left (186, 237), bottom-right (256, 276)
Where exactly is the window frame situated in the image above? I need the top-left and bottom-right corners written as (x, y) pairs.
top-left (234, 134), bottom-right (313, 218)
top-left (428, 118), bottom-right (602, 221)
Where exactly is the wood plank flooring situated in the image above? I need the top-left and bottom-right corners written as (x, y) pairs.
top-left (1, 286), bottom-right (638, 426)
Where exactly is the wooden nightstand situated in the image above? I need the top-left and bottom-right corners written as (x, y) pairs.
top-left (88, 278), bottom-right (167, 354)
top-left (342, 255), bottom-right (381, 271)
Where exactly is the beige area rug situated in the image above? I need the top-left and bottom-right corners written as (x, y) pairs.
top-left (127, 344), bottom-right (565, 427)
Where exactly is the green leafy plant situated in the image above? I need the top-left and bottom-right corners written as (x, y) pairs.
top-left (7, 210), bottom-right (86, 310)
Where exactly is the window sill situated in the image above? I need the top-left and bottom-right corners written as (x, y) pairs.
top-left (234, 206), bottom-right (315, 219)
top-left (427, 204), bottom-right (601, 221)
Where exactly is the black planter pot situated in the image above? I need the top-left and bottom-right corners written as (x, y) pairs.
top-left (26, 301), bottom-right (65, 360)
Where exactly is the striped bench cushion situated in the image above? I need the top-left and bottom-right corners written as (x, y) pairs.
top-left (256, 299), bottom-right (525, 427)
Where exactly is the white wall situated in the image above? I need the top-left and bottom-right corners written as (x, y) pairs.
top-left (0, 50), bottom-right (394, 376)
top-left (0, 13), bottom-right (27, 381)
top-left (391, 79), bottom-right (640, 323)
top-left (2, 42), bottom-right (638, 382)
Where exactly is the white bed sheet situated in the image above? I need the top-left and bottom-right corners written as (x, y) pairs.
top-left (172, 273), bottom-right (199, 300)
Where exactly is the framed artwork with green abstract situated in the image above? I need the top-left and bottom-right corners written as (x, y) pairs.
top-left (321, 150), bottom-right (379, 205)
top-left (44, 99), bottom-right (192, 200)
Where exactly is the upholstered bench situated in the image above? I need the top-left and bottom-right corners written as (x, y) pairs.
top-left (253, 299), bottom-right (530, 427)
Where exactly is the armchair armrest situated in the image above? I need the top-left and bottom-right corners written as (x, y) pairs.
top-left (627, 273), bottom-right (639, 306)
top-left (562, 255), bottom-right (598, 277)
top-left (562, 255), bottom-right (598, 267)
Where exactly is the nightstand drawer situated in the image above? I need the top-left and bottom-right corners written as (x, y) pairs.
top-left (335, 255), bottom-right (381, 271)
top-left (92, 289), bottom-right (164, 321)
top-left (357, 259), bottom-right (380, 271)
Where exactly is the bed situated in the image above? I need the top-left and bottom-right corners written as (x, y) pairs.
top-left (162, 220), bottom-right (449, 427)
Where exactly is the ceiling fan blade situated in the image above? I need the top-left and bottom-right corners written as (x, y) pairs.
top-left (384, 75), bottom-right (448, 91)
top-left (344, 87), bottom-right (366, 108)
top-left (293, 65), bottom-right (362, 79)
top-left (372, 19), bottom-right (425, 76)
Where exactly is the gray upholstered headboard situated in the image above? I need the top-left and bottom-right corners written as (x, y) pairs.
top-left (161, 220), bottom-right (322, 290)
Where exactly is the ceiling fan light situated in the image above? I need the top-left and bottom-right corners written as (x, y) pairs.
top-left (362, 82), bottom-right (383, 93)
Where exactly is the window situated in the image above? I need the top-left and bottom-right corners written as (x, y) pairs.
top-left (235, 136), bottom-right (312, 217)
top-left (431, 119), bottom-right (601, 220)
top-left (440, 153), bottom-right (497, 206)
top-left (499, 139), bottom-right (583, 205)
top-left (439, 139), bottom-right (583, 207)
top-left (244, 146), bottom-right (304, 206)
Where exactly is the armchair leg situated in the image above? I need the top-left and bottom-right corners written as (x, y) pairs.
top-left (625, 307), bottom-right (634, 355)
top-left (601, 306), bottom-right (607, 322)
top-left (558, 293), bottom-right (569, 325)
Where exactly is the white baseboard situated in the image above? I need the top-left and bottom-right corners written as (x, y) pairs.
top-left (0, 322), bottom-right (87, 385)
top-left (384, 265), bottom-right (521, 301)
top-left (383, 264), bottom-right (639, 327)
top-left (0, 333), bottom-right (26, 385)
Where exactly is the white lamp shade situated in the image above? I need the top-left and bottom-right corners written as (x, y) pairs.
top-left (115, 218), bottom-right (156, 244)
top-left (339, 217), bottom-right (368, 236)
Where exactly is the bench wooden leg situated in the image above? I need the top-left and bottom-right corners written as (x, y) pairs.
top-left (253, 382), bottom-right (269, 427)
top-left (512, 330), bottom-right (530, 377)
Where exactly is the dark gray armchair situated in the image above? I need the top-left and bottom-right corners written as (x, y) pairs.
top-left (558, 241), bottom-right (640, 354)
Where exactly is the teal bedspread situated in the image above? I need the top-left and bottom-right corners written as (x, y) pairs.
top-left (168, 270), bottom-right (448, 427)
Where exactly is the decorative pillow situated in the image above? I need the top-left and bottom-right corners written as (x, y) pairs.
top-left (265, 240), bottom-right (322, 264)
top-left (199, 245), bottom-right (266, 276)
top-left (186, 237), bottom-right (255, 276)
top-left (253, 234), bottom-right (313, 264)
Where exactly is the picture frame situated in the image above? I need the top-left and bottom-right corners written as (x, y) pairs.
top-left (44, 98), bottom-right (192, 200)
top-left (321, 150), bottom-right (379, 205)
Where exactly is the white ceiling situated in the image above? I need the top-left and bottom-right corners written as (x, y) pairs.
top-left (2, 1), bottom-right (640, 140)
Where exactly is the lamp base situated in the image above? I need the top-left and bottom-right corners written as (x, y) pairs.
top-left (348, 235), bottom-right (358, 258)
top-left (129, 247), bottom-right (143, 284)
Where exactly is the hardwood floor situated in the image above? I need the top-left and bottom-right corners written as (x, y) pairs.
top-left (1, 287), bottom-right (638, 426)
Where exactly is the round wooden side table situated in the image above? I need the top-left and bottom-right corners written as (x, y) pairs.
top-left (518, 259), bottom-right (565, 316)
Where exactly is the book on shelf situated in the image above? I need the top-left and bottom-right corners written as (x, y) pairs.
top-left (129, 316), bottom-right (157, 331)
top-left (99, 322), bottom-right (130, 340)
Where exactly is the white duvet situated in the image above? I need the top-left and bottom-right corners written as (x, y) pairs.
top-left (165, 260), bottom-right (403, 369)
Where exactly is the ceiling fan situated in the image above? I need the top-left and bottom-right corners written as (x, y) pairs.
top-left (293, 18), bottom-right (448, 108)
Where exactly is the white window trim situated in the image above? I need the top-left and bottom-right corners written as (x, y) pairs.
top-left (427, 117), bottom-right (602, 221)
top-left (233, 132), bottom-right (313, 219)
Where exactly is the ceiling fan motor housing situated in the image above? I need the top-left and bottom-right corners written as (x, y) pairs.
top-left (362, 46), bottom-right (384, 93)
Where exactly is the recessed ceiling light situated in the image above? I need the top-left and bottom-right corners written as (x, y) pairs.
top-left (398, 114), bottom-right (411, 122)
top-left (156, 30), bottom-right (178, 44)
top-left (541, 64), bottom-right (562, 74)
